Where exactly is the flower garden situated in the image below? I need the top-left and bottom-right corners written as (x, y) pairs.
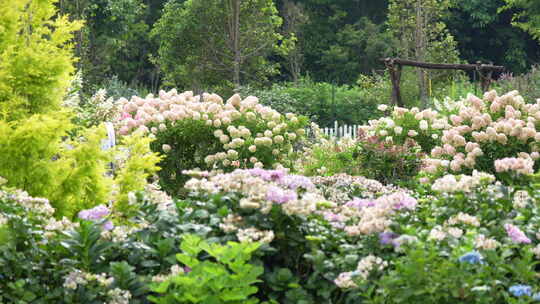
top-left (4, 1), bottom-right (540, 304)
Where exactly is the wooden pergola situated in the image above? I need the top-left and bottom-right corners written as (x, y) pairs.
top-left (381, 58), bottom-right (506, 106)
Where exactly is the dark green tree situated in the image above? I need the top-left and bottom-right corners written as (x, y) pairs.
top-left (446, 0), bottom-right (540, 74)
top-left (152, 0), bottom-right (290, 93)
top-left (293, 0), bottom-right (392, 84)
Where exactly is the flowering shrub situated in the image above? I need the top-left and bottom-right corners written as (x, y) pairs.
top-left (74, 88), bottom-right (121, 128)
top-left (115, 90), bottom-right (308, 194)
top-left (294, 123), bottom-right (361, 176)
top-left (180, 169), bottom-right (419, 302)
top-left (354, 172), bottom-right (540, 303)
top-left (361, 104), bottom-right (450, 153)
top-left (0, 181), bottom-right (181, 302)
top-left (310, 174), bottom-right (401, 204)
top-left (356, 131), bottom-right (425, 185)
top-left (423, 90), bottom-right (540, 181)
top-left (4, 162), bottom-right (540, 302)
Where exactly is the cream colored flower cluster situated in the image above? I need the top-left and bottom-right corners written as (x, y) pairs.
top-left (63, 270), bottom-right (114, 289)
top-left (310, 174), bottom-right (403, 204)
top-left (151, 264), bottom-right (185, 283)
top-left (431, 171), bottom-right (495, 193)
top-left (116, 90), bottom-right (305, 170)
top-left (184, 169), bottom-right (326, 240)
top-left (424, 90), bottom-right (540, 175)
top-left (100, 222), bottom-right (148, 243)
top-left (513, 190), bottom-right (531, 209)
top-left (361, 105), bottom-right (450, 146)
top-left (427, 212), bottom-right (497, 249)
top-left (63, 270), bottom-right (131, 303)
top-left (334, 255), bottom-right (387, 289)
top-left (0, 189), bottom-right (55, 217)
top-left (474, 234), bottom-right (500, 250)
top-left (337, 192), bottom-right (417, 236)
top-left (236, 227), bottom-right (275, 244)
top-left (185, 169), bottom-right (322, 216)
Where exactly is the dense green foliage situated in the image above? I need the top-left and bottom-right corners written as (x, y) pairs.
top-left (239, 79), bottom-right (381, 127)
top-left (152, 0), bottom-right (289, 94)
top-left (54, 0), bottom-right (540, 108)
top-left (149, 235), bottom-right (263, 304)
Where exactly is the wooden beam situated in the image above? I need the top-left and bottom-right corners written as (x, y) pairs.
top-left (384, 59), bottom-right (403, 107)
top-left (381, 58), bottom-right (505, 72)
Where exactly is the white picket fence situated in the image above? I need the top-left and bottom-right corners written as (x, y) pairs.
top-left (320, 122), bottom-right (360, 138)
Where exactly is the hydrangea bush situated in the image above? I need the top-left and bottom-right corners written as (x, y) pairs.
top-left (422, 90), bottom-right (540, 181)
top-left (179, 168), bottom-right (419, 302)
top-left (361, 104), bottom-right (450, 153)
top-left (115, 90), bottom-right (308, 194)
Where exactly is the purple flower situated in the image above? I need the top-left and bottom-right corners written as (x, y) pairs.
top-left (279, 174), bottom-right (315, 190)
top-left (248, 168), bottom-right (286, 182)
top-left (379, 232), bottom-right (399, 245)
top-left (78, 205), bottom-right (110, 221)
top-left (392, 193), bottom-right (417, 210)
top-left (268, 170), bottom-right (285, 181)
top-left (345, 197), bottom-right (375, 209)
top-left (102, 220), bottom-right (114, 231)
top-left (505, 223), bottom-right (531, 244)
top-left (323, 212), bottom-right (346, 223)
top-left (266, 186), bottom-right (297, 204)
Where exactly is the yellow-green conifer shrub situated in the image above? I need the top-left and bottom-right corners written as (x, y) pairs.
top-left (0, 119), bottom-right (113, 218)
top-left (49, 126), bottom-right (114, 218)
top-left (113, 131), bottom-right (163, 218)
top-left (0, 0), bottom-right (162, 219)
top-left (0, 0), bottom-right (83, 121)
top-left (0, 0), bottom-right (108, 218)
top-left (0, 114), bottom-right (70, 198)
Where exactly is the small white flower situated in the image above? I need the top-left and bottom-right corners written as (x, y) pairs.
top-left (378, 104), bottom-right (388, 111)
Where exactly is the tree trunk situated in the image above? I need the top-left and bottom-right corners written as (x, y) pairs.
top-left (232, 0), bottom-right (241, 91)
top-left (415, 0), bottom-right (428, 108)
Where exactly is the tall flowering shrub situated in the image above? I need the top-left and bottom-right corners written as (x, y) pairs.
top-left (423, 90), bottom-right (540, 181)
top-left (361, 104), bottom-right (450, 153)
top-left (115, 90), bottom-right (308, 194)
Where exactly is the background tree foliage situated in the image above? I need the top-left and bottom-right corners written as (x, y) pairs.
top-left (387, 0), bottom-right (461, 107)
top-left (152, 0), bottom-right (289, 94)
top-left (502, 0), bottom-right (540, 42)
top-left (48, 0), bottom-right (540, 109)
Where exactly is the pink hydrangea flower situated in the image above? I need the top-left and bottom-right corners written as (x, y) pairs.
top-left (504, 223), bottom-right (531, 244)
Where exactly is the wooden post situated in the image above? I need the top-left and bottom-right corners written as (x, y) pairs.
top-left (384, 58), bottom-right (403, 107)
top-left (480, 69), bottom-right (494, 93)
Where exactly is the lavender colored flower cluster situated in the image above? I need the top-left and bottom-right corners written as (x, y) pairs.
top-left (249, 168), bottom-right (315, 190)
top-left (345, 198), bottom-right (375, 209)
top-left (265, 186), bottom-right (297, 204)
top-left (78, 205), bottom-right (110, 221)
top-left (504, 223), bottom-right (531, 244)
top-left (78, 205), bottom-right (114, 231)
top-left (379, 232), bottom-right (399, 246)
